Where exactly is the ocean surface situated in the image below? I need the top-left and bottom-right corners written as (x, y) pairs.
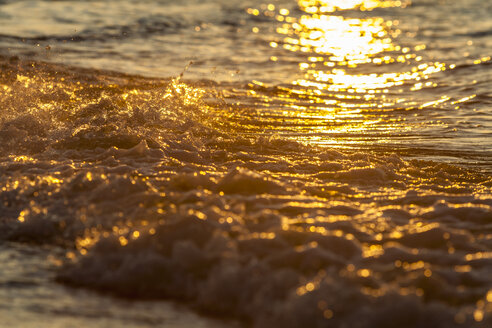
top-left (0, 0), bottom-right (491, 327)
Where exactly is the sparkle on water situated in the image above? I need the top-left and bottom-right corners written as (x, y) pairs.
top-left (1, 0), bottom-right (492, 327)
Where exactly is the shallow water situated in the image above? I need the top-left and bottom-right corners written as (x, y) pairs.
top-left (0, 0), bottom-right (491, 327)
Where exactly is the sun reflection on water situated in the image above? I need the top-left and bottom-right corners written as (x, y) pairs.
top-left (298, 0), bottom-right (411, 13)
top-left (281, 15), bottom-right (396, 63)
top-left (236, 0), bottom-right (489, 149)
top-left (281, 0), bottom-right (447, 98)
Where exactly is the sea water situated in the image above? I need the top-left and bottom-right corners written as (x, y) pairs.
top-left (0, 0), bottom-right (491, 327)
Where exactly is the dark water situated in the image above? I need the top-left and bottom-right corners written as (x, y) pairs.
top-left (0, 0), bottom-right (491, 327)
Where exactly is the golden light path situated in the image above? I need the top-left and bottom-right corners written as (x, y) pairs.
top-left (239, 0), bottom-right (488, 147)
top-left (297, 0), bottom-right (410, 13)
